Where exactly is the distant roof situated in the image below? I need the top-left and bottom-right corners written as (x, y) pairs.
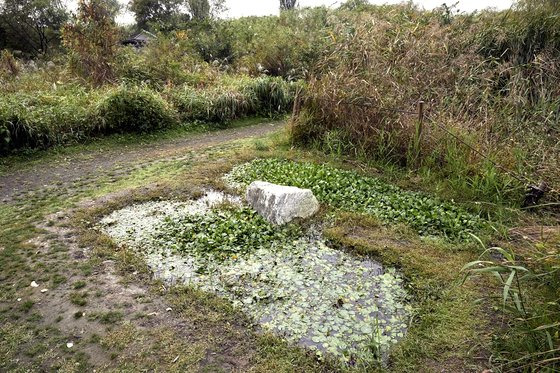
top-left (121, 30), bottom-right (156, 47)
top-left (131, 30), bottom-right (157, 42)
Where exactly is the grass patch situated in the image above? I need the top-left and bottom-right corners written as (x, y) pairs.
top-left (69, 292), bottom-right (88, 307)
top-left (72, 280), bottom-right (86, 290)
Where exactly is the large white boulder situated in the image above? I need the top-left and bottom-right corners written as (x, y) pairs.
top-left (246, 181), bottom-right (320, 225)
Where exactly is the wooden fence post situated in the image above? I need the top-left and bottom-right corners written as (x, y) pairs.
top-left (417, 100), bottom-right (425, 139)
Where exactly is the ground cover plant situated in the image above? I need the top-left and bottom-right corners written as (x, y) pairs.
top-left (99, 190), bottom-right (412, 365)
top-left (226, 158), bottom-right (486, 240)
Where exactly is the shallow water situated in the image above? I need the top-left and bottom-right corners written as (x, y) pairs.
top-left (99, 191), bottom-right (411, 362)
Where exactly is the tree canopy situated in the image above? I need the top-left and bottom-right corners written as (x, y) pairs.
top-left (0, 0), bottom-right (68, 56)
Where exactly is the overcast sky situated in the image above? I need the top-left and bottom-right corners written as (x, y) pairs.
top-left (111, 0), bottom-right (515, 24)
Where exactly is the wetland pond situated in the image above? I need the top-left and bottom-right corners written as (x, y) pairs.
top-left (99, 190), bottom-right (412, 363)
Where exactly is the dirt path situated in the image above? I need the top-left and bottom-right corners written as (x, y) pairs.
top-left (1, 120), bottom-right (326, 372)
top-left (0, 121), bottom-right (284, 202)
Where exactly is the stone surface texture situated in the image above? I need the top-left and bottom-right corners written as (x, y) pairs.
top-left (245, 181), bottom-right (319, 225)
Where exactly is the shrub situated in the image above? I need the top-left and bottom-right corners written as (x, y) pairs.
top-left (0, 50), bottom-right (19, 77)
top-left (0, 87), bottom-right (95, 153)
top-left (116, 33), bottom-right (217, 88)
top-left (95, 85), bottom-right (177, 134)
top-left (168, 86), bottom-right (211, 123)
top-left (244, 77), bottom-right (295, 116)
top-left (62, 0), bottom-right (119, 86)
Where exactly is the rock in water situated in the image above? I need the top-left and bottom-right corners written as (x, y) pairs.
top-left (246, 181), bottom-right (319, 225)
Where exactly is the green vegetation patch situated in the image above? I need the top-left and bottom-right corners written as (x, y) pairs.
top-left (226, 158), bottom-right (486, 240)
top-left (95, 85), bottom-right (177, 134)
top-left (156, 206), bottom-right (301, 262)
top-left (100, 194), bottom-right (411, 364)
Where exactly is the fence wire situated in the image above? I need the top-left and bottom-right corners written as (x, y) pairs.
top-left (333, 99), bottom-right (540, 188)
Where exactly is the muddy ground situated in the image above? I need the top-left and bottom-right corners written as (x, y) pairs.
top-left (0, 121), bottom-right (328, 372)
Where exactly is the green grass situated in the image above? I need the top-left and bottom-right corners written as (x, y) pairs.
top-left (0, 73), bottom-right (295, 156)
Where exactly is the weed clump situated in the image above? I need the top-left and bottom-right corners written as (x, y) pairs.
top-left (95, 85), bottom-right (177, 134)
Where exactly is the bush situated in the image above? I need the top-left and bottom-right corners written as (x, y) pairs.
top-left (168, 86), bottom-right (211, 123)
top-left (243, 76), bottom-right (296, 116)
top-left (0, 86), bottom-right (95, 153)
top-left (95, 85), bottom-right (177, 134)
top-left (116, 33), bottom-right (217, 88)
top-left (168, 76), bottom-right (297, 125)
top-left (62, 0), bottom-right (119, 86)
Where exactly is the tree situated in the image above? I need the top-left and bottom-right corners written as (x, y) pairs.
top-left (62, 0), bottom-right (119, 85)
top-left (128, 0), bottom-right (187, 30)
top-left (186, 0), bottom-right (226, 20)
top-left (0, 0), bottom-right (68, 56)
top-left (279, 0), bottom-right (297, 11)
top-left (129, 0), bottom-right (225, 30)
top-left (186, 0), bottom-right (209, 20)
top-left (338, 0), bottom-right (371, 11)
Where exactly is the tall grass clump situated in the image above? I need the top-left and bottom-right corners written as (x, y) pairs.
top-left (95, 85), bottom-right (178, 134)
top-left (291, 1), bottom-right (560, 207)
top-left (168, 76), bottom-right (297, 125)
top-left (463, 232), bottom-right (560, 371)
top-left (0, 86), bottom-right (98, 153)
top-left (244, 76), bottom-right (297, 116)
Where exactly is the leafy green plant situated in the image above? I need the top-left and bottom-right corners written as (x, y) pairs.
top-left (228, 158), bottom-right (486, 239)
top-left (156, 205), bottom-right (301, 261)
top-left (95, 85), bottom-right (177, 134)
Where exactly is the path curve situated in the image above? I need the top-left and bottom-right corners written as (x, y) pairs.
top-left (0, 121), bottom-right (284, 202)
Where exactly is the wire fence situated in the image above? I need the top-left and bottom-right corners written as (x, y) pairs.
top-left (333, 99), bottom-right (546, 194)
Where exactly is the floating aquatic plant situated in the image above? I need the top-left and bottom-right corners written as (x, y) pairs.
top-left (99, 192), bottom-right (411, 363)
top-left (225, 158), bottom-right (485, 240)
